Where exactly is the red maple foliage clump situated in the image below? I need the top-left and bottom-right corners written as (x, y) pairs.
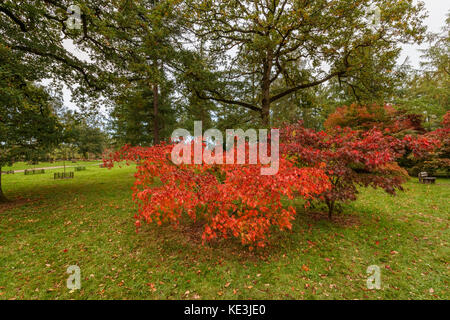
top-left (421, 111), bottom-right (450, 175)
top-left (280, 122), bottom-right (437, 218)
top-left (105, 140), bottom-right (331, 248)
top-left (324, 103), bottom-right (426, 136)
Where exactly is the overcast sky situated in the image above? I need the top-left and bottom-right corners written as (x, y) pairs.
top-left (399, 0), bottom-right (450, 67)
top-left (59, 0), bottom-right (450, 111)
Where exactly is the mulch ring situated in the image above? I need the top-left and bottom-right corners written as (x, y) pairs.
top-left (178, 220), bottom-right (207, 245)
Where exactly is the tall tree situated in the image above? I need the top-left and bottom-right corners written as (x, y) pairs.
top-left (184, 0), bottom-right (427, 126)
top-left (0, 0), bottom-right (184, 134)
top-left (111, 83), bottom-right (177, 146)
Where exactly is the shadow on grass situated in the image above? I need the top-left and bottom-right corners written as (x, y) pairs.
top-left (0, 197), bottom-right (37, 214)
top-left (133, 203), bottom-right (365, 265)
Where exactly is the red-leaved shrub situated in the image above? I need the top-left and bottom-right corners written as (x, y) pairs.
top-left (421, 111), bottom-right (450, 175)
top-left (105, 140), bottom-right (331, 248)
top-left (280, 122), bottom-right (437, 218)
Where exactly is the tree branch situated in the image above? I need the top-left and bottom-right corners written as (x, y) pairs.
top-left (195, 90), bottom-right (261, 113)
top-left (270, 71), bottom-right (343, 103)
top-left (0, 6), bottom-right (28, 32)
top-left (11, 45), bottom-right (104, 91)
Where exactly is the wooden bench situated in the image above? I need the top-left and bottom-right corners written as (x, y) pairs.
top-left (54, 172), bottom-right (74, 180)
top-left (24, 169), bottom-right (45, 175)
top-left (418, 172), bottom-right (436, 184)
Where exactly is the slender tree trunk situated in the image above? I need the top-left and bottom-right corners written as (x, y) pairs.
top-left (153, 82), bottom-right (159, 145)
top-left (327, 200), bottom-right (334, 220)
top-left (152, 58), bottom-right (160, 145)
top-left (260, 50), bottom-right (273, 127)
top-left (261, 100), bottom-right (270, 127)
top-left (0, 166), bottom-right (8, 203)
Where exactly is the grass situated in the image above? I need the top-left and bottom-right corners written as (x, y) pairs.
top-left (0, 165), bottom-right (448, 300)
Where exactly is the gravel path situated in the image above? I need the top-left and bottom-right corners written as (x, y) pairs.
top-left (2, 162), bottom-right (102, 174)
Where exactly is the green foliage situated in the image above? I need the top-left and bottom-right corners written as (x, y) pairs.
top-left (111, 83), bottom-right (177, 146)
top-left (61, 111), bottom-right (107, 159)
top-left (394, 14), bottom-right (450, 129)
top-left (0, 0), bottom-right (106, 101)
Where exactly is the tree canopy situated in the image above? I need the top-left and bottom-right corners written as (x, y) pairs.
top-left (182, 0), bottom-right (427, 126)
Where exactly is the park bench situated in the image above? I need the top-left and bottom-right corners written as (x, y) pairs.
top-left (418, 172), bottom-right (436, 184)
top-left (1, 170), bottom-right (14, 174)
top-left (54, 172), bottom-right (74, 180)
top-left (24, 169), bottom-right (45, 175)
top-left (74, 166), bottom-right (86, 171)
top-left (99, 163), bottom-right (106, 168)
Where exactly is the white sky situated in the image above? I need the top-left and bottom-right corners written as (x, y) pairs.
top-left (59, 0), bottom-right (450, 111)
top-left (399, 0), bottom-right (450, 67)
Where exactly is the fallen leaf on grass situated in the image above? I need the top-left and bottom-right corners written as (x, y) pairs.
top-left (147, 283), bottom-right (156, 292)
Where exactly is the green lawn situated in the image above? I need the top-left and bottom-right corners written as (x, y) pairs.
top-left (0, 165), bottom-right (448, 300)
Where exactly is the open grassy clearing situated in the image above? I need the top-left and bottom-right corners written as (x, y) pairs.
top-left (0, 165), bottom-right (448, 300)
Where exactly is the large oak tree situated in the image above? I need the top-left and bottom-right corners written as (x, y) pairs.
top-left (184, 0), bottom-right (427, 126)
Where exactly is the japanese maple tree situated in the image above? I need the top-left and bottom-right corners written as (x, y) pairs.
top-left (280, 122), bottom-right (436, 219)
top-left (105, 140), bottom-right (330, 248)
top-left (324, 103), bottom-right (426, 136)
top-left (421, 111), bottom-right (450, 175)
top-left (323, 103), bottom-right (437, 175)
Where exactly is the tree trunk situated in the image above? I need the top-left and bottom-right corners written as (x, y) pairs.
top-left (153, 82), bottom-right (159, 145)
top-left (260, 50), bottom-right (273, 127)
top-left (0, 166), bottom-right (8, 203)
top-left (327, 200), bottom-right (334, 220)
top-left (261, 101), bottom-right (270, 128)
